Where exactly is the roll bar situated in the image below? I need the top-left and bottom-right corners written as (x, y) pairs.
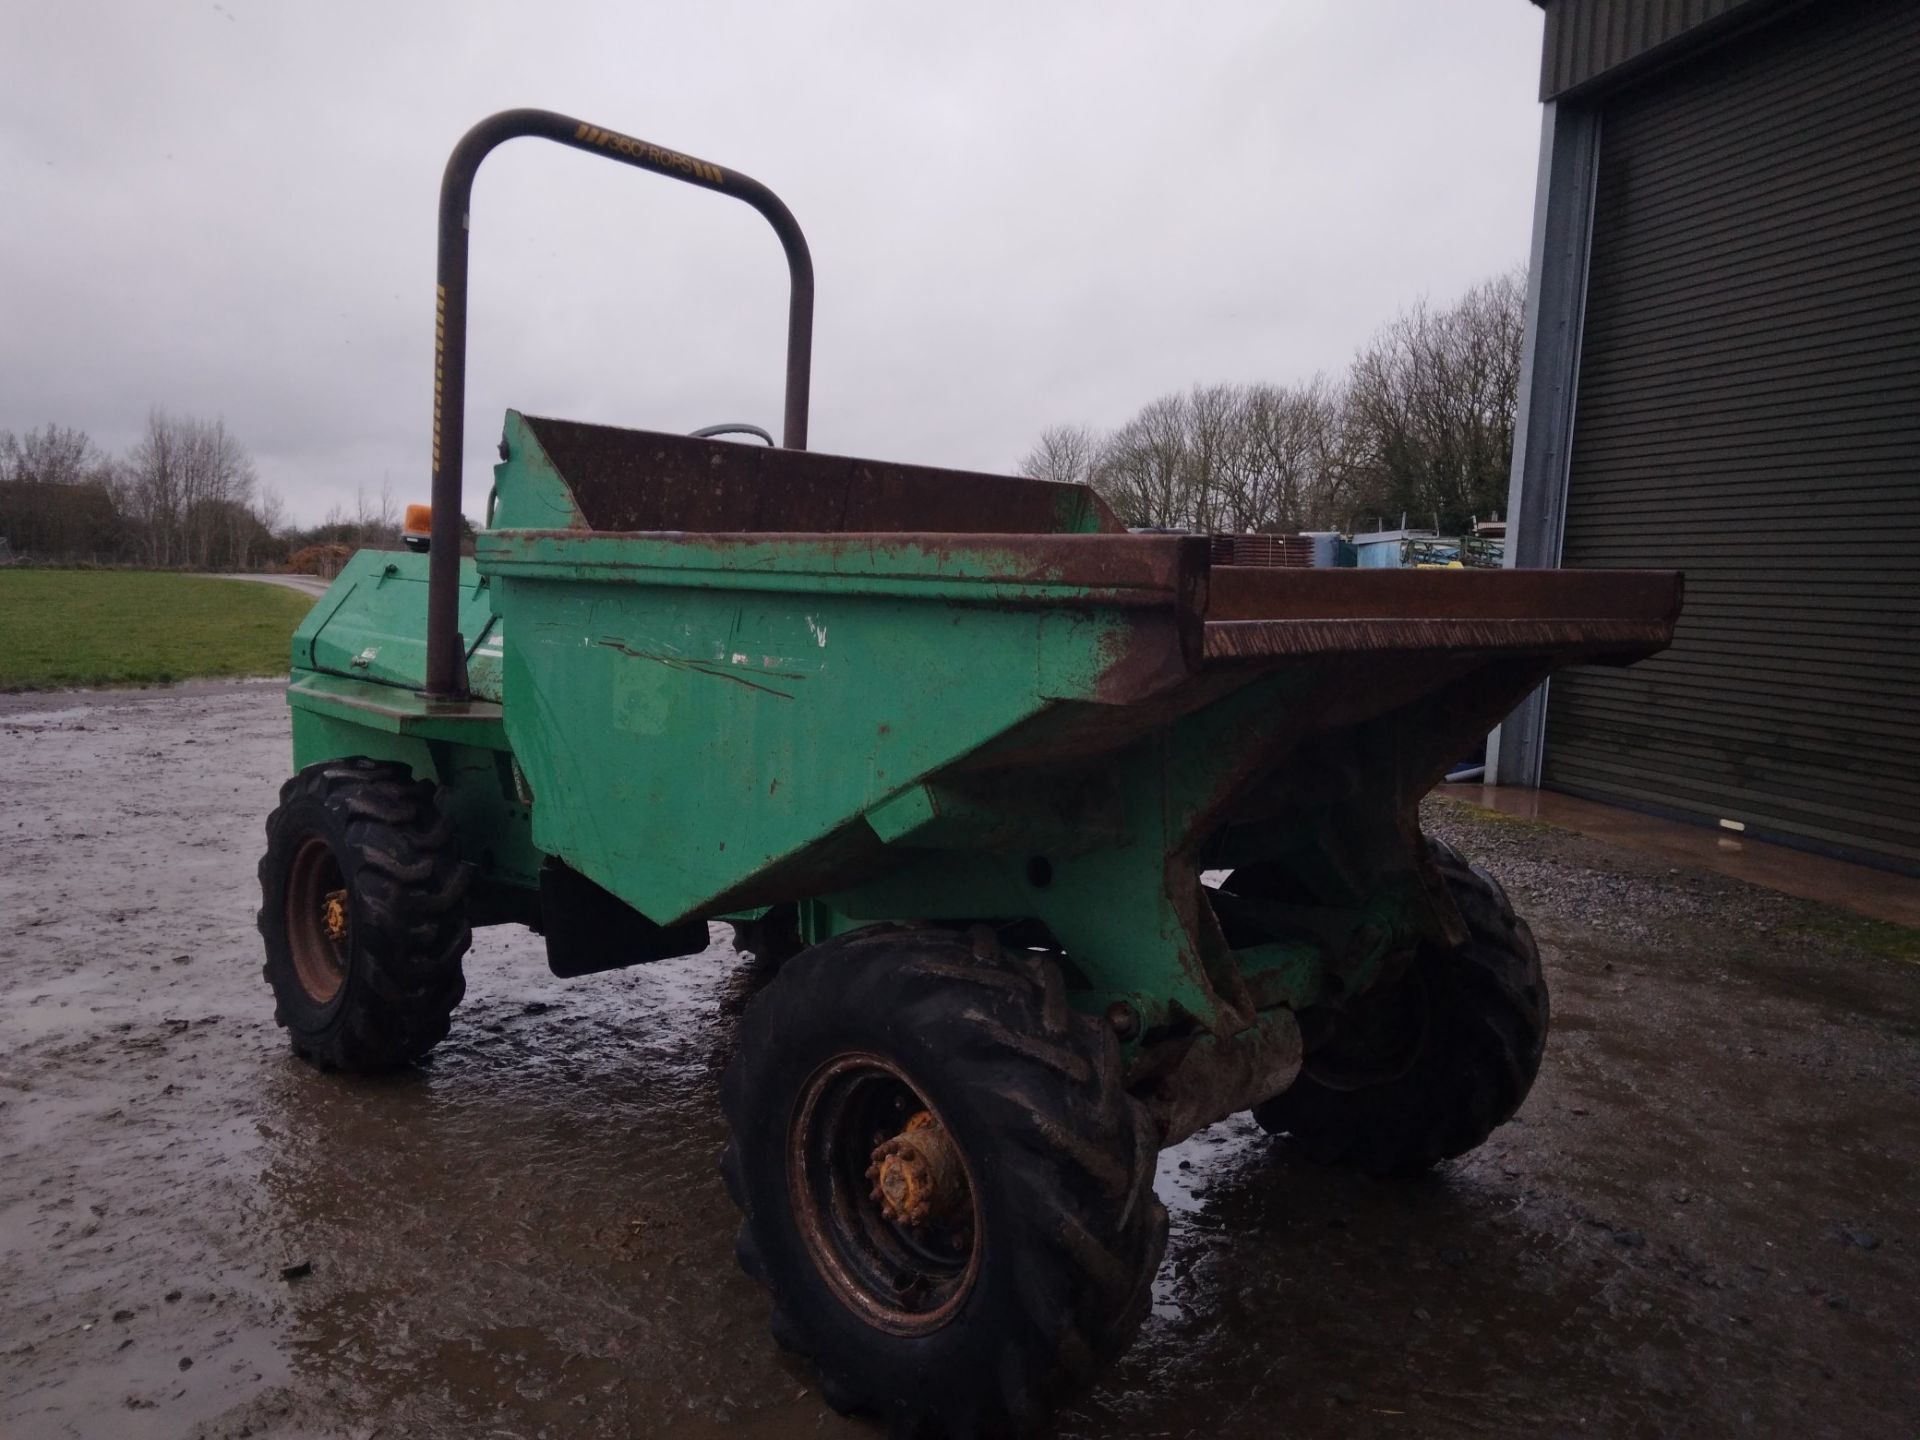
top-left (427, 107), bottom-right (815, 696)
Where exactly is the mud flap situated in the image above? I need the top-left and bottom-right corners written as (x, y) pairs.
top-left (539, 860), bottom-right (711, 977)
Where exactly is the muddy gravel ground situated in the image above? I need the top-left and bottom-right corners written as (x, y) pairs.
top-left (3, 682), bottom-right (1916, 1440)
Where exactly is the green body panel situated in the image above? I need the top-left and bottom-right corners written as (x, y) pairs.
top-left (289, 550), bottom-right (506, 702)
top-left (478, 530), bottom-right (1149, 927)
top-left (287, 552), bottom-right (539, 894)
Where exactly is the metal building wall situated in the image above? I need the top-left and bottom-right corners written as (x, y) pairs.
top-left (1538, 0), bottom-right (1773, 97)
top-left (1540, 0), bottom-right (1920, 873)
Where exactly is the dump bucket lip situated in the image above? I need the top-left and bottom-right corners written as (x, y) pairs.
top-left (1200, 614), bottom-right (1679, 662)
top-left (1199, 566), bottom-right (1682, 664)
top-left (1202, 565), bottom-right (1683, 622)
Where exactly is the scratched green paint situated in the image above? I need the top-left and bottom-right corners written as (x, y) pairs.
top-left (482, 557), bottom-right (1134, 927)
top-left (290, 550), bottom-right (505, 703)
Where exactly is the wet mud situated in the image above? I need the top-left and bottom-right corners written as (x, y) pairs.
top-left (2, 682), bottom-right (1915, 1438)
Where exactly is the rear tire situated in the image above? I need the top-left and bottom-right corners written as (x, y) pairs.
top-left (720, 926), bottom-right (1167, 1438)
top-left (1252, 838), bottom-right (1547, 1175)
top-left (257, 757), bottom-right (470, 1071)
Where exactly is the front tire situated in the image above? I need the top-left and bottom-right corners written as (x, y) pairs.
top-left (257, 757), bottom-right (470, 1071)
top-left (720, 926), bottom-right (1167, 1438)
top-left (1252, 838), bottom-right (1548, 1174)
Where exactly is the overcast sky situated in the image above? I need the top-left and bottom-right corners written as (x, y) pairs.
top-left (1, 1), bottom-right (1545, 526)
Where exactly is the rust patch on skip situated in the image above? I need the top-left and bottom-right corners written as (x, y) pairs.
top-left (1090, 613), bottom-right (1195, 708)
top-left (522, 416), bottom-right (1125, 536)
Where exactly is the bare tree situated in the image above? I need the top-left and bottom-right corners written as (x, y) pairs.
top-left (357, 476), bottom-right (399, 545)
top-left (1018, 424), bottom-right (1100, 487)
top-left (1341, 268), bottom-right (1525, 531)
top-left (1064, 381), bottom-right (1354, 534)
top-left (1236, 377), bottom-right (1348, 532)
top-left (1181, 384), bottom-right (1238, 533)
top-left (0, 425), bottom-right (123, 558)
top-left (0, 424), bottom-right (103, 487)
top-left (1016, 267), bottom-right (1525, 540)
top-left (123, 413), bottom-right (181, 566)
top-left (122, 410), bottom-right (260, 568)
top-left (185, 419), bottom-right (256, 568)
top-left (2, 414), bottom-right (289, 566)
top-left (1094, 394), bottom-right (1190, 528)
top-left (253, 485), bottom-right (286, 537)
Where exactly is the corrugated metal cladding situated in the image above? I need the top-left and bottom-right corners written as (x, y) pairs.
top-left (1538, 0), bottom-right (1771, 98)
top-left (1543, 0), bottom-right (1920, 874)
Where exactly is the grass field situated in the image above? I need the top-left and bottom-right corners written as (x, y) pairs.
top-left (0, 570), bottom-right (315, 691)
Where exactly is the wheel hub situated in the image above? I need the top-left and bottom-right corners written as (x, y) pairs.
top-left (867, 1111), bottom-right (966, 1227)
top-left (322, 888), bottom-right (349, 945)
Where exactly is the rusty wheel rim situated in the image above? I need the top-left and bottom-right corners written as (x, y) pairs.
top-left (788, 1053), bottom-right (982, 1336)
top-left (286, 836), bottom-right (350, 1005)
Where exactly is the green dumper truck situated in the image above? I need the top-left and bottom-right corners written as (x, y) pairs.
top-left (257, 111), bottom-right (1681, 1437)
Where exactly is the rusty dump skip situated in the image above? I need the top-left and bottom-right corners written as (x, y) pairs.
top-left (499, 408), bottom-right (1680, 685)
top-left (523, 416), bottom-right (1123, 536)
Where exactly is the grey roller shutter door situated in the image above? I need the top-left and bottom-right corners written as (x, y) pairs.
top-left (1542, 0), bottom-right (1920, 874)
